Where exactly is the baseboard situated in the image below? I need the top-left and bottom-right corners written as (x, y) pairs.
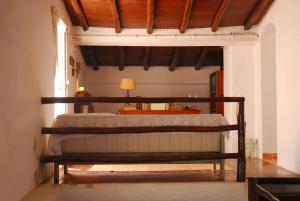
top-left (263, 153), bottom-right (277, 160)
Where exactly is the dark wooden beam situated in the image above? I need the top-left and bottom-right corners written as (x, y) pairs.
top-left (244, 0), bottom-right (274, 30)
top-left (179, 0), bottom-right (194, 33)
top-left (109, 0), bottom-right (122, 33)
top-left (146, 0), bottom-right (154, 34)
top-left (66, 0), bottom-right (89, 31)
top-left (41, 96), bottom-right (245, 104)
top-left (169, 47), bottom-right (182, 71)
top-left (86, 47), bottom-right (99, 70)
top-left (211, 0), bottom-right (231, 32)
top-left (195, 47), bottom-right (208, 70)
top-left (143, 47), bottom-right (151, 71)
top-left (42, 125), bottom-right (239, 134)
top-left (118, 46), bottom-right (125, 71)
top-left (41, 152), bottom-right (239, 164)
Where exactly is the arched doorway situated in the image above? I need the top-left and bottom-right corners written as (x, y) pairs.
top-left (261, 24), bottom-right (277, 161)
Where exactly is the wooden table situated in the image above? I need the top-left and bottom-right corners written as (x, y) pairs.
top-left (119, 109), bottom-right (201, 115)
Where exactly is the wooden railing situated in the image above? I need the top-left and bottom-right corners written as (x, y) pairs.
top-left (41, 96), bottom-right (245, 183)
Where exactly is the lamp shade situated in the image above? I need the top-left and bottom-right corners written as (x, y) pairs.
top-left (120, 78), bottom-right (136, 90)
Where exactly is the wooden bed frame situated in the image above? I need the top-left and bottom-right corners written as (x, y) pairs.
top-left (40, 96), bottom-right (245, 184)
top-left (248, 177), bottom-right (300, 201)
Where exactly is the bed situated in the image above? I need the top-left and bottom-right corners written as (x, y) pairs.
top-left (48, 113), bottom-right (227, 155)
top-left (40, 97), bottom-right (245, 184)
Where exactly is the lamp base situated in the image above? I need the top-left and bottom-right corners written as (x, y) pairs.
top-left (125, 90), bottom-right (130, 106)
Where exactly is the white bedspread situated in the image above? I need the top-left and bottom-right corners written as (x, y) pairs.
top-left (48, 113), bottom-right (228, 155)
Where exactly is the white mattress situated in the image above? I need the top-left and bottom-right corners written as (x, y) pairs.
top-left (48, 113), bottom-right (228, 155)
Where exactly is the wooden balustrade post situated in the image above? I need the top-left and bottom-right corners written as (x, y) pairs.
top-left (237, 100), bottom-right (246, 181)
top-left (54, 163), bottom-right (59, 184)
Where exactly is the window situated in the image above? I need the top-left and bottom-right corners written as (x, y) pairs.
top-left (54, 18), bottom-right (67, 117)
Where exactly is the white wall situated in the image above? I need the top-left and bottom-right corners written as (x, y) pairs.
top-left (261, 24), bottom-right (277, 154)
top-left (254, 1), bottom-right (300, 174)
top-left (84, 66), bottom-right (220, 113)
top-left (0, 0), bottom-right (85, 201)
top-left (223, 46), bottom-right (256, 153)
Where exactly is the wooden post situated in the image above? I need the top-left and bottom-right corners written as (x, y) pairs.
top-left (237, 100), bottom-right (246, 181)
top-left (64, 164), bottom-right (68, 175)
top-left (54, 163), bottom-right (59, 184)
top-left (220, 160), bottom-right (225, 181)
top-left (212, 163), bottom-right (217, 173)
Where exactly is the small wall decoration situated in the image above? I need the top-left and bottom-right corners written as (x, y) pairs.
top-left (70, 56), bottom-right (81, 78)
top-left (70, 56), bottom-right (76, 77)
top-left (75, 62), bottom-right (81, 78)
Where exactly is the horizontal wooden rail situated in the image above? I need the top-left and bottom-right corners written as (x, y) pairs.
top-left (40, 152), bottom-right (239, 164)
top-left (42, 125), bottom-right (239, 134)
top-left (41, 96), bottom-right (245, 104)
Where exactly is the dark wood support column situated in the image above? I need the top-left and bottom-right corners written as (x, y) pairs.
top-left (237, 100), bottom-right (246, 182)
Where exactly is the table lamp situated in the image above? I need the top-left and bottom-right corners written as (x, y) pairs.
top-left (120, 78), bottom-right (136, 97)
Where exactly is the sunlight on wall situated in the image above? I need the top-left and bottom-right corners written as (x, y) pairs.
top-left (54, 18), bottom-right (67, 117)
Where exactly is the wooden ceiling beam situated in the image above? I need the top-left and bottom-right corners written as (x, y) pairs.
top-left (179, 0), bottom-right (194, 33)
top-left (195, 47), bottom-right (208, 70)
top-left (86, 47), bottom-right (99, 71)
top-left (67, 0), bottom-right (89, 31)
top-left (211, 0), bottom-right (231, 32)
top-left (109, 0), bottom-right (122, 33)
top-left (244, 0), bottom-right (274, 30)
top-left (118, 47), bottom-right (125, 71)
top-left (146, 0), bottom-right (154, 34)
top-left (143, 47), bottom-right (151, 71)
top-left (169, 47), bottom-right (182, 71)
